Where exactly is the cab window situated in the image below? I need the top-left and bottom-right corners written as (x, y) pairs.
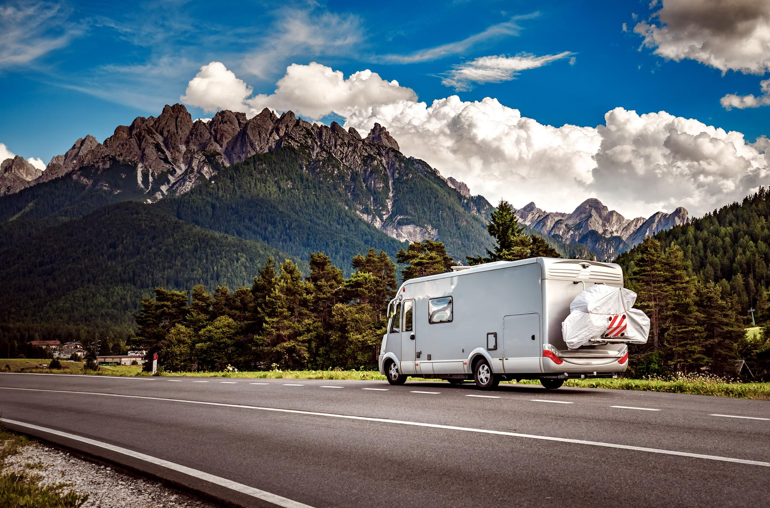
top-left (404, 301), bottom-right (414, 332)
top-left (389, 302), bottom-right (402, 333)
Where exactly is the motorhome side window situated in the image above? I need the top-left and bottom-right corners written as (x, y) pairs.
top-left (404, 301), bottom-right (413, 332)
top-left (428, 297), bottom-right (453, 324)
top-left (389, 302), bottom-right (401, 333)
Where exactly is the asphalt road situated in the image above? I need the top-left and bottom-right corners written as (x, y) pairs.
top-left (0, 373), bottom-right (768, 508)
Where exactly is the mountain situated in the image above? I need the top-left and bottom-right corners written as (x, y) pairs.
top-left (0, 202), bottom-right (301, 342)
top-left (0, 104), bottom-right (493, 260)
top-left (516, 198), bottom-right (689, 260)
top-left (0, 103), bottom-right (501, 342)
top-left (0, 156), bottom-right (43, 196)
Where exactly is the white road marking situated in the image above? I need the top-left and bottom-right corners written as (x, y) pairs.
top-left (612, 406), bottom-right (661, 412)
top-left (167, 380), bottom-right (182, 382)
top-left (362, 388), bottom-right (388, 391)
top-left (0, 373), bottom-right (153, 381)
top-left (192, 381), bottom-right (209, 383)
top-left (220, 381), bottom-right (237, 384)
top-left (466, 394), bottom-right (500, 399)
top-left (249, 383), bottom-right (268, 386)
top-left (320, 386), bottom-right (344, 389)
top-left (531, 399), bottom-right (573, 404)
top-left (283, 384), bottom-right (304, 387)
top-left (0, 418), bottom-right (315, 508)
top-left (411, 391), bottom-right (440, 395)
top-left (711, 414), bottom-right (769, 421)
top-left (3, 387), bottom-right (769, 468)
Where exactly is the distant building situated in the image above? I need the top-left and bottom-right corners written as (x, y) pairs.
top-left (96, 355), bottom-right (145, 366)
top-left (30, 340), bottom-right (61, 349)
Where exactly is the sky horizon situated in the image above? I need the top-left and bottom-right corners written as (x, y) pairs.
top-left (1, 0), bottom-right (769, 218)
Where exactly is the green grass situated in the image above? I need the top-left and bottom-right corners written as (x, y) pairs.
top-left (3, 359), bottom-right (768, 400)
top-left (0, 428), bottom-right (88, 507)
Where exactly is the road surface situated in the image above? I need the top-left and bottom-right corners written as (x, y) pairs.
top-left (1, 373), bottom-right (768, 507)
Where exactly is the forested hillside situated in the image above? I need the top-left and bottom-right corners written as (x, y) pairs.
top-left (619, 189), bottom-right (770, 321)
top-left (617, 189), bottom-right (770, 379)
top-left (0, 202), bottom-right (301, 344)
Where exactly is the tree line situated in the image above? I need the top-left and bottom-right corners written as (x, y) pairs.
top-left (130, 200), bottom-right (557, 371)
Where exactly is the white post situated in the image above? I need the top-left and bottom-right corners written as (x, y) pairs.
top-left (152, 353), bottom-right (158, 375)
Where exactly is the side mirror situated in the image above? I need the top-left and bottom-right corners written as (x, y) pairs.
top-left (410, 333), bottom-right (415, 341)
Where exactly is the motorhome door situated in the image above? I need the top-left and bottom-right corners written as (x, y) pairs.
top-left (400, 300), bottom-right (416, 374)
top-left (503, 313), bottom-right (541, 373)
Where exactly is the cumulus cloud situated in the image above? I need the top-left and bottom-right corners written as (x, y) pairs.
top-left (721, 78), bottom-right (770, 109)
top-left (181, 61), bottom-right (417, 121)
top-left (442, 52), bottom-right (573, 91)
top-left (27, 157), bottom-right (46, 170)
top-left (180, 62), bottom-right (770, 218)
top-left (181, 62), bottom-right (254, 114)
top-left (0, 143), bottom-right (15, 164)
top-left (634, 0), bottom-right (770, 74)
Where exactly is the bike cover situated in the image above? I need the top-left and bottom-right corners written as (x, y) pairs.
top-left (561, 285), bottom-right (650, 350)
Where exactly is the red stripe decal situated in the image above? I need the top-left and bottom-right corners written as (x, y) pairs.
top-left (611, 324), bottom-right (628, 338)
top-left (607, 315), bottom-right (626, 336)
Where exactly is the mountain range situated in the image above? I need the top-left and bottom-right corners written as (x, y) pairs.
top-left (516, 199), bottom-right (689, 260)
top-left (0, 103), bottom-right (689, 340)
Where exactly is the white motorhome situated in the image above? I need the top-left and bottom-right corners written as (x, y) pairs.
top-left (378, 257), bottom-right (632, 390)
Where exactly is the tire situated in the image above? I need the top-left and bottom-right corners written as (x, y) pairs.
top-left (385, 360), bottom-right (407, 385)
top-left (447, 379), bottom-right (464, 386)
top-left (473, 359), bottom-right (499, 390)
top-left (540, 378), bottom-right (564, 390)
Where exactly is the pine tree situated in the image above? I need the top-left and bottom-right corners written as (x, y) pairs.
top-left (467, 199), bottom-right (560, 264)
top-left (397, 240), bottom-right (454, 281)
top-left (696, 282), bottom-right (745, 375)
top-left (661, 244), bottom-right (704, 372)
top-left (351, 249), bottom-right (397, 319)
top-left (632, 238), bottom-right (667, 352)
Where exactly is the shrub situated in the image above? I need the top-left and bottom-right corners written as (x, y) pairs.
top-left (48, 359), bottom-right (62, 370)
top-left (83, 359), bottom-right (99, 371)
top-left (131, 360), bottom-right (138, 366)
top-left (70, 353), bottom-right (81, 362)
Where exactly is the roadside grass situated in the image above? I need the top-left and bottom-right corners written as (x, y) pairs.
top-left (3, 359), bottom-right (768, 400)
top-left (0, 428), bottom-right (88, 507)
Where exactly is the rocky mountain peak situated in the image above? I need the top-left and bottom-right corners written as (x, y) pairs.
top-left (446, 177), bottom-right (471, 198)
top-left (366, 123), bottom-right (400, 151)
top-left (515, 198), bottom-right (690, 260)
top-left (0, 156), bottom-right (43, 196)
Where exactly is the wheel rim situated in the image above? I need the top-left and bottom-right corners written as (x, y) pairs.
top-left (388, 362), bottom-right (399, 380)
top-left (477, 364), bottom-right (491, 385)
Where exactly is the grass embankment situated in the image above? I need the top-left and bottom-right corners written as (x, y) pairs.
top-left (3, 359), bottom-right (768, 400)
top-left (0, 428), bottom-right (88, 507)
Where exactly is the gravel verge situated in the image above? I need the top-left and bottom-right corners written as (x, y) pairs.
top-left (4, 439), bottom-right (220, 507)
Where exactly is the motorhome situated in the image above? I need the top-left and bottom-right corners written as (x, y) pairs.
top-left (378, 257), bottom-right (635, 390)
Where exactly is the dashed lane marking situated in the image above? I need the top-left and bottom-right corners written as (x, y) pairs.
top-left (711, 414), bottom-right (769, 421)
top-left (3, 387), bottom-right (768, 468)
top-left (611, 406), bottom-right (661, 411)
top-left (531, 399), bottom-right (573, 404)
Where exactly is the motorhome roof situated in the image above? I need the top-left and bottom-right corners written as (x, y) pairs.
top-left (399, 257), bottom-right (619, 289)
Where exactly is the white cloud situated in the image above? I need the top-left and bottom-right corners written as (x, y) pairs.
top-left (381, 15), bottom-right (535, 64)
top-left (181, 61), bottom-right (417, 121)
top-left (721, 78), bottom-right (770, 109)
top-left (634, 0), bottom-right (770, 74)
top-left (0, 143), bottom-right (15, 164)
top-left (179, 62), bottom-right (770, 218)
top-left (242, 8), bottom-right (364, 80)
top-left (27, 157), bottom-right (46, 170)
top-left (181, 62), bottom-right (254, 114)
top-left (0, 1), bottom-right (81, 68)
top-left (622, 22), bottom-right (628, 32)
top-left (441, 52), bottom-right (573, 91)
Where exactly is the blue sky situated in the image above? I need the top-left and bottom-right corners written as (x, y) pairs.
top-left (2, 0), bottom-right (769, 217)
